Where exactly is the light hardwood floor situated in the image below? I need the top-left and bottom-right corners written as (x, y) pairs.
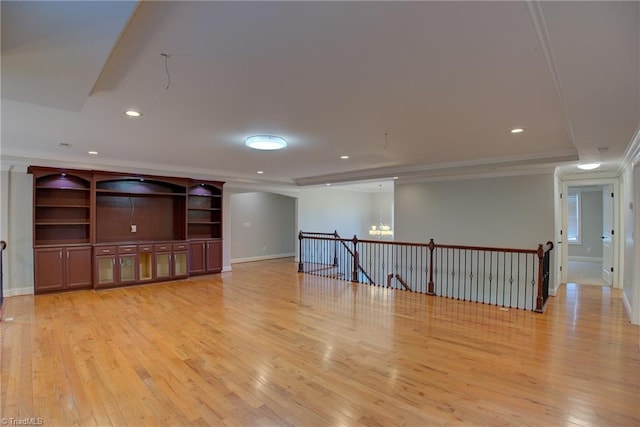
top-left (1, 258), bottom-right (639, 426)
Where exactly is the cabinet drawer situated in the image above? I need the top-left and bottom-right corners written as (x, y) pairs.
top-left (138, 245), bottom-right (153, 253)
top-left (96, 246), bottom-right (116, 255)
top-left (154, 243), bottom-right (171, 252)
top-left (173, 243), bottom-right (188, 251)
top-left (118, 245), bottom-right (137, 254)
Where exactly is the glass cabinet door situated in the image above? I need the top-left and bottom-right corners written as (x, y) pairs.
top-left (97, 256), bottom-right (115, 285)
top-left (174, 252), bottom-right (188, 277)
top-left (156, 252), bottom-right (171, 279)
top-left (119, 254), bottom-right (137, 283)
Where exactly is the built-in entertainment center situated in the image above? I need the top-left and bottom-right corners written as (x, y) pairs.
top-left (29, 166), bottom-right (223, 293)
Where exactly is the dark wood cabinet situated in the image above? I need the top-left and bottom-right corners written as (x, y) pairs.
top-left (34, 246), bottom-right (92, 293)
top-left (189, 239), bottom-right (222, 275)
top-left (206, 240), bottom-right (222, 273)
top-left (29, 167), bottom-right (223, 293)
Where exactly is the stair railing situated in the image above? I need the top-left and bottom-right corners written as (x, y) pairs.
top-left (298, 231), bottom-right (554, 312)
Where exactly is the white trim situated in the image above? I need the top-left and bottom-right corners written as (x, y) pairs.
top-left (568, 256), bottom-right (603, 263)
top-left (222, 265), bottom-right (233, 273)
top-left (525, 0), bottom-right (576, 147)
top-left (622, 290), bottom-right (633, 323)
top-left (3, 286), bottom-right (33, 297)
top-left (231, 253), bottom-right (295, 264)
top-left (619, 126), bottom-right (640, 172)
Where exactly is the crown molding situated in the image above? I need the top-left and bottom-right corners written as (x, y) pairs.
top-left (294, 150), bottom-right (578, 186)
top-left (619, 125), bottom-right (640, 171)
top-left (526, 0), bottom-right (577, 150)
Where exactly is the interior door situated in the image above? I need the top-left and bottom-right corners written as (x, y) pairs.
top-left (602, 184), bottom-right (613, 286)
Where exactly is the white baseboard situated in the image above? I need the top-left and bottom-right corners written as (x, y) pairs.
top-left (622, 290), bottom-right (635, 324)
top-left (568, 256), bottom-right (603, 263)
top-left (4, 286), bottom-right (33, 297)
top-left (231, 252), bottom-right (295, 264)
top-left (222, 265), bottom-right (233, 273)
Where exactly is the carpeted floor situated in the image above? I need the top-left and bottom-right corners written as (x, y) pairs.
top-left (567, 260), bottom-right (607, 286)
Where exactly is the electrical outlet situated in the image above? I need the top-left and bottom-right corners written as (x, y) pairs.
top-left (131, 224), bottom-right (137, 233)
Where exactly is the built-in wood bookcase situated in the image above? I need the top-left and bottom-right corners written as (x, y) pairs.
top-left (187, 182), bottom-right (223, 239)
top-left (29, 167), bottom-right (224, 292)
top-left (32, 169), bottom-right (92, 246)
top-left (188, 181), bottom-right (224, 275)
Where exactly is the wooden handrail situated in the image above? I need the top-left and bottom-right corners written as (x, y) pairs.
top-left (299, 231), bottom-right (547, 254)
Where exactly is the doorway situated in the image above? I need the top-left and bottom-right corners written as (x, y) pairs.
top-left (563, 180), bottom-right (617, 287)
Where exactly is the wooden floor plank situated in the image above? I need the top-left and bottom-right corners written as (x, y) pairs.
top-left (1, 258), bottom-right (639, 426)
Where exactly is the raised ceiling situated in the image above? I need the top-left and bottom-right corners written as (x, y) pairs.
top-left (2, 1), bottom-right (638, 187)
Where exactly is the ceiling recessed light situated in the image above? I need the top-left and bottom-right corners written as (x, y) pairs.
top-left (257, 170), bottom-right (264, 174)
top-left (125, 110), bottom-right (142, 118)
top-left (326, 183), bottom-right (331, 186)
top-left (393, 176), bottom-right (399, 180)
top-left (88, 150), bottom-right (99, 155)
top-left (340, 155), bottom-right (350, 160)
top-left (577, 163), bottom-right (601, 170)
top-left (510, 128), bottom-right (524, 134)
top-left (245, 135), bottom-right (287, 150)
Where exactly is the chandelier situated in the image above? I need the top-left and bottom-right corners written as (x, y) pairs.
top-left (369, 223), bottom-right (393, 237)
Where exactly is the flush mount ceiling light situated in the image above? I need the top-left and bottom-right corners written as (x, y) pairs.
top-left (510, 128), bottom-right (524, 134)
top-left (340, 155), bottom-right (350, 160)
top-left (577, 163), bottom-right (601, 170)
top-left (88, 150), bottom-right (99, 155)
top-left (124, 109), bottom-right (142, 118)
top-left (245, 135), bottom-right (287, 150)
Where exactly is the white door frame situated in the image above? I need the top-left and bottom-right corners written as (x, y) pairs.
top-left (558, 176), bottom-right (621, 289)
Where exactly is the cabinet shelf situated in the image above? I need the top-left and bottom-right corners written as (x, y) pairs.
top-left (188, 221), bottom-right (221, 225)
top-left (36, 204), bottom-right (89, 208)
top-left (35, 186), bottom-right (90, 191)
top-left (36, 221), bottom-right (90, 225)
top-left (96, 189), bottom-right (186, 197)
top-left (188, 207), bottom-right (221, 211)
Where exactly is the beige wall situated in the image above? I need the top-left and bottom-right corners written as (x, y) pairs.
top-left (395, 174), bottom-right (555, 249)
top-left (229, 192), bottom-right (296, 262)
top-left (1, 168), bottom-right (34, 296)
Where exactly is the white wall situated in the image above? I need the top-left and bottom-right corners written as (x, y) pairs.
top-left (568, 188), bottom-right (603, 259)
top-left (395, 174), bottom-right (555, 249)
top-left (297, 187), bottom-right (373, 238)
top-left (229, 192), bottom-right (296, 262)
top-left (1, 168), bottom-right (34, 296)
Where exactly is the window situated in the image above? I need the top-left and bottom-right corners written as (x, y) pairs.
top-left (567, 193), bottom-right (581, 244)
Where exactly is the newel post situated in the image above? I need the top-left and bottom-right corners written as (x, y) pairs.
top-left (297, 231), bottom-right (304, 273)
top-left (535, 243), bottom-right (544, 313)
top-left (351, 235), bottom-right (359, 282)
top-left (427, 238), bottom-right (435, 295)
